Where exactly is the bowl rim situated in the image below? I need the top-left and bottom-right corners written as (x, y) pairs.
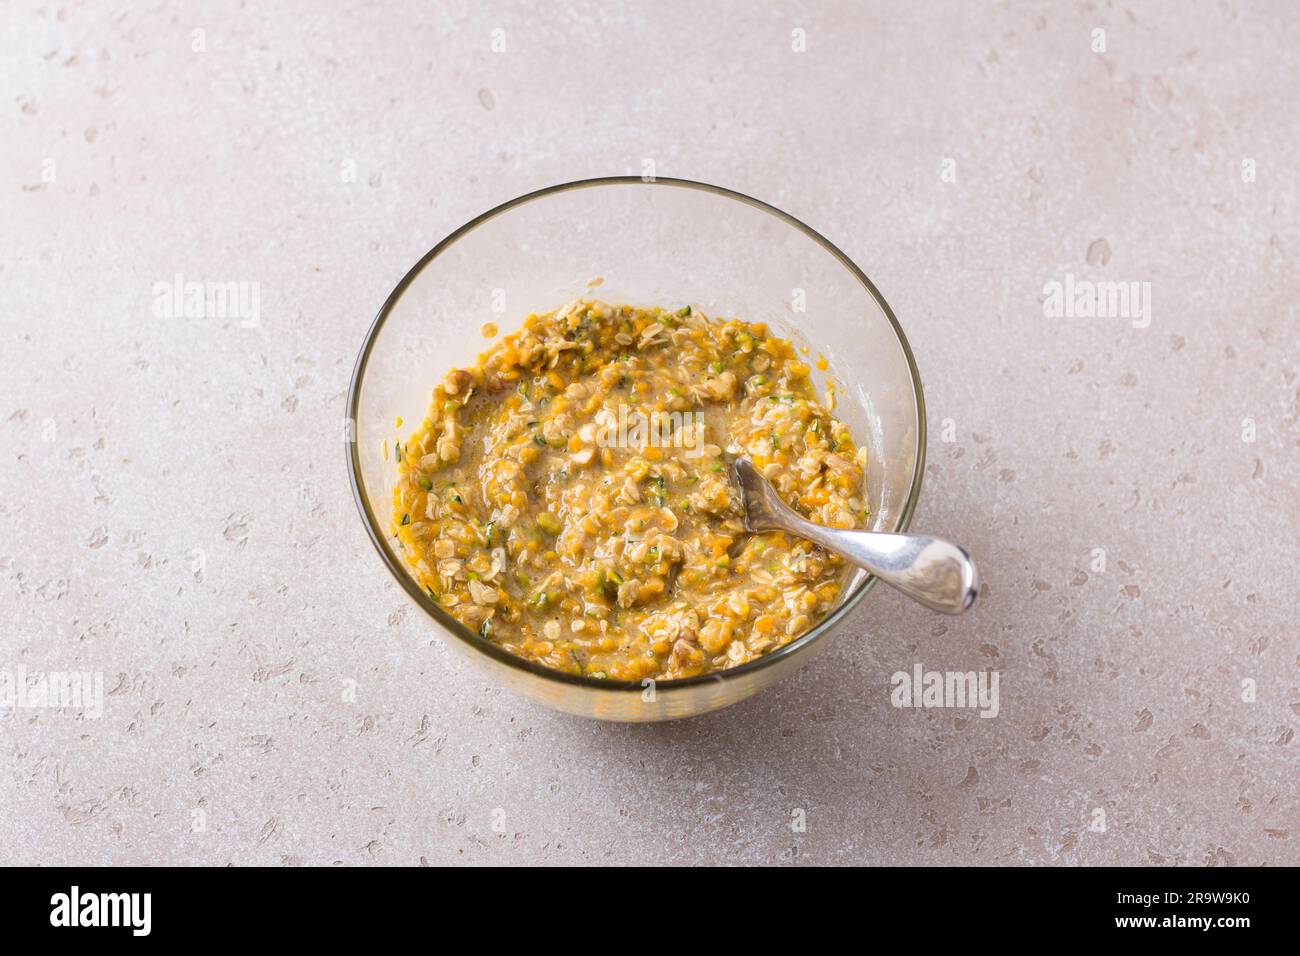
top-left (346, 176), bottom-right (927, 694)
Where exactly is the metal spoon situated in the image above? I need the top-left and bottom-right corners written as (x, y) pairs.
top-left (731, 458), bottom-right (979, 615)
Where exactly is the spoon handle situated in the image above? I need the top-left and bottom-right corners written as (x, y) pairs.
top-left (790, 522), bottom-right (977, 613)
top-left (788, 519), bottom-right (979, 615)
top-left (730, 458), bottom-right (979, 615)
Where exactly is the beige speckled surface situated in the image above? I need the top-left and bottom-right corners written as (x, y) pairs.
top-left (2, 0), bottom-right (1297, 866)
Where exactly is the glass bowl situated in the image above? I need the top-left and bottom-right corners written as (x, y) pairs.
top-left (347, 177), bottom-right (925, 721)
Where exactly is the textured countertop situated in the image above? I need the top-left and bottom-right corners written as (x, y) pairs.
top-left (3, 0), bottom-right (1297, 866)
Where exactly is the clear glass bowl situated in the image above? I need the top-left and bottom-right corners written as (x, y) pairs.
top-left (347, 178), bottom-right (925, 721)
